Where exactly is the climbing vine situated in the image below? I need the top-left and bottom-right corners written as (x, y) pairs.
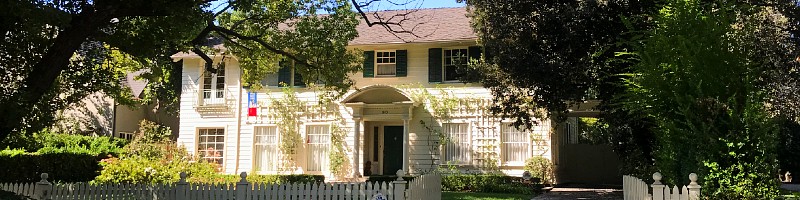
top-left (270, 84), bottom-right (305, 171)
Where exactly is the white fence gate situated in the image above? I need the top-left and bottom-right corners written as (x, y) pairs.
top-left (406, 172), bottom-right (441, 200)
top-left (1, 170), bottom-right (442, 200)
top-left (623, 172), bottom-right (702, 200)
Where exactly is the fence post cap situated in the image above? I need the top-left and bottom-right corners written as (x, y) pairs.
top-left (38, 173), bottom-right (49, 183)
top-left (396, 169), bottom-right (405, 181)
top-left (178, 172), bottom-right (187, 183)
top-left (652, 172), bottom-right (663, 185)
top-left (239, 172), bottom-right (248, 183)
top-left (688, 173), bottom-right (701, 188)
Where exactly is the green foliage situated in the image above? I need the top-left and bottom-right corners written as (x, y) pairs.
top-left (523, 157), bottom-right (554, 185)
top-left (328, 122), bottom-right (350, 178)
top-left (94, 119), bottom-right (219, 184)
top-left (0, 152), bottom-right (103, 183)
top-left (621, 0), bottom-right (783, 198)
top-left (194, 174), bottom-right (324, 184)
top-left (441, 174), bottom-right (534, 195)
top-left (0, 130), bottom-right (127, 157)
top-left (271, 86), bottom-right (304, 170)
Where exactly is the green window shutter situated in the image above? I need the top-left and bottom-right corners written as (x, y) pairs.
top-left (363, 51), bottom-right (375, 77)
top-left (468, 46), bottom-right (482, 61)
top-left (277, 60), bottom-right (291, 87)
top-left (428, 48), bottom-right (443, 82)
top-left (396, 50), bottom-right (408, 77)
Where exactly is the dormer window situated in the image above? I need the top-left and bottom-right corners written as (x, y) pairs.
top-left (376, 51), bottom-right (397, 76)
top-left (202, 65), bottom-right (226, 100)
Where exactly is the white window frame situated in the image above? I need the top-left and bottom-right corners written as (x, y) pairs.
top-left (501, 123), bottom-right (531, 166)
top-left (117, 132), bottom-right (134, 140)
top-left (197, 127), bottom-right (226, 172)
top-left (375, 50), bottom-right (397, 77)
top-left (253, 126), bottom-right (279, 173)
top-left (442, 48), bottom-right (469, 82)
top-left (306, 124), bottom-right (331, 172)
top-left (201, 64), bottom-right (226, 103)
top-left (441, 123), bottom-right (471, 165)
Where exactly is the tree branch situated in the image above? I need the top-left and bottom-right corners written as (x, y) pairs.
top-left (211, 25), bottom-right (316, 69)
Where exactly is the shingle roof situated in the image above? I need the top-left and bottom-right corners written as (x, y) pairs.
top-left (350, 7), bottom-right (476, 45)
top-left (171, 7), bottom-right (475, 58)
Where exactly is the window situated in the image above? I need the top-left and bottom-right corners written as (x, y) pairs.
top-left (198, 128), bottom-right (225, 171)
top-left (277, 59), bottom-right (305, 87)
top-left (306, 125), bottom-right (330, 172)
top-left (202, 65), bottom-right (226, 99)
top-left (117, 132), bottom-right (134, 140)
top-left (376, 51), bottom-right (397, 76)
top-left (442, 123), bottom-right (470, 165)
top-left (443, 48), bottom-right (468, 82)
top-left (254, 126), bottom-right (279, 172)
top-left (501, 123), bottom-right (530, 164)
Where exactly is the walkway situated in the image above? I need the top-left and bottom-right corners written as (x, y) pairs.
top-left (532, 188), bottom-right (622, 200)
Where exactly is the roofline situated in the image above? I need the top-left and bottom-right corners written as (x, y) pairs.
top-left (348, 38), bottom-right (478, 47)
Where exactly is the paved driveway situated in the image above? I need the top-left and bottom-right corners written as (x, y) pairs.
top-left (533, 188), bottom-right (622, 200)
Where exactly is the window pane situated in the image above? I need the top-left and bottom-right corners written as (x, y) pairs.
top-left (198, 128), bottom-right (225, 171)
top-left (377, 64), bottom-right (396, 76)
top-left (502, 123), bottom-right (529, 163)
top-left (306, 125), bottom-right (330, 171)
top-left (443, 123), bottom-right (470, 165)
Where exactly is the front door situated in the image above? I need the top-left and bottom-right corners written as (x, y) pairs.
top-left (382, 126), bottom-right (404, 175)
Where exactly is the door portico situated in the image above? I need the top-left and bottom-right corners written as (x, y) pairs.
top-left (342, 85), bottom-right (415, 177)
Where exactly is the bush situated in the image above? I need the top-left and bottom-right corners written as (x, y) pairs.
top-left (524, 157), bottom-right (554, 185)
top-left (195, 174), bottom-right (325, 184)
top-left (0, 130), bottom-right (127, 157)
top-left (94, 121), bottom-right (218, 184)
top-left (0, 152), bottom-right (103, 182)
top-left (441, 174), bottom-right (534, 195)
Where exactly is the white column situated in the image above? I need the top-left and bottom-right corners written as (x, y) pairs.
top-left (402, 118), bottom-right (410, 175)
top-left (352, 118), bottom-right (362, 178)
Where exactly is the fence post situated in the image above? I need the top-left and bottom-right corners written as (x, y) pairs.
top-left (176, 172), bottom-right (188, 200)
top-left (34, 173), bottom-right (52, 200)
top-left (392, 170), bottom-right (407, 200)
top-left (236, 172), bottom-right (249, 200)
top-left (687, 173), bottom-right (701, 200)
top-left (651, 172), bottom-right (664, 200)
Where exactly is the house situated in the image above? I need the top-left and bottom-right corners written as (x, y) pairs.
top-left (173, 7), bottom-right (618, 183)
top-left (54, 71), bottom-right (179, 139)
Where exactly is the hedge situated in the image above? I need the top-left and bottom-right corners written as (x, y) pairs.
top-left (196, 174), bottom-right (326, 184)
top-left (0, 152), bottom-right (103, 183)
top-left (441, 174), bottom-right (535, 194)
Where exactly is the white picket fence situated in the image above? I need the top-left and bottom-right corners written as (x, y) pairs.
top-left (406, 172), bottom-right (441, 200)
top-left (1, 170), bottom-right (443, 200)
top-left (623, 172), bottom-right (702, 200)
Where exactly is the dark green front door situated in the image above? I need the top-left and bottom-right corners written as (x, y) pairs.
top-left (383, 126), bottom-right (403, 175)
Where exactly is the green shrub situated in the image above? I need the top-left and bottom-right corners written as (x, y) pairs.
top-left (0, 130), bottom-right (127, 157)
top-left (0, 152), bottom-right (103, 182)
top-left (524, 157), bottom-right (554, 185)
top-left (441, 174), bottom-right (533, 195)
top-left (195, 174), bottom-right (325, 184)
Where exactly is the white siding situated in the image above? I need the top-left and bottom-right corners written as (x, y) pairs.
top-left (178, 41), bottom-right (553, 178)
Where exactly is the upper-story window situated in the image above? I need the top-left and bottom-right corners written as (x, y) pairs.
top-left (443, 48), bottom-right (468, 82)
top-left (202, 65), bottom-right (226, 99)
top-left (376, 51), bottom-right (397, 76)
top-left (277, 59), bottom-right (305, 87)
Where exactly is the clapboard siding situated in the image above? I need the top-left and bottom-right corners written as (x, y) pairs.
top-left (178, 41), bottom-right (553, 178)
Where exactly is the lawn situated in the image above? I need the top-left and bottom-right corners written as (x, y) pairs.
top-left (442, 191), bottom-right (533, 200)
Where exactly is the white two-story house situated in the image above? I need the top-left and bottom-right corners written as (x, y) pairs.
top-left (172, 7), bottom-right (559, 181)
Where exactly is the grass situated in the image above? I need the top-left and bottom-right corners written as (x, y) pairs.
top-left (442, 191), bottom-right (533, 200)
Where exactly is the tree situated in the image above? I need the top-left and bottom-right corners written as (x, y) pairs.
top-left (0, 0), bottom-right (421, 141)
top-left (464, 0), bottom-right (664, 176)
